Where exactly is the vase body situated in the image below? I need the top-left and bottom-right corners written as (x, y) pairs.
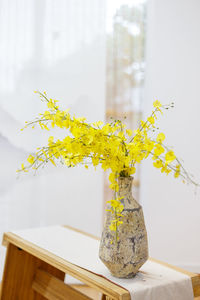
top-left (99, 176), bottom-right (148, 278)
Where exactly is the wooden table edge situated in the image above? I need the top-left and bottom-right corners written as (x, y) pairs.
top-left (2, 230), bottom-right (130, 300)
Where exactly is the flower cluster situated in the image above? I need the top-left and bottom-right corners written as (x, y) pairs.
top-left (18, 92), bottom-right (197, 232)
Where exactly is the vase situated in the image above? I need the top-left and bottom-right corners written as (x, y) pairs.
top-left (99, 176), bottom-right (148, 278)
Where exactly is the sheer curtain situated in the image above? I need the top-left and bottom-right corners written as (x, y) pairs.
top-left (0, 0), bottom-right (106, 278)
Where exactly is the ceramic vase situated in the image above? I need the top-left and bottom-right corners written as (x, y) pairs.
top-left (99, 176), bottom-right (148, 278)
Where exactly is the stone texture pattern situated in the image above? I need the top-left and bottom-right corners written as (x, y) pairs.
top-left (99, 176), bottom-right (148, 278)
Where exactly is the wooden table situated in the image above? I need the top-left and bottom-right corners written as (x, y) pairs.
top-left (0, 225), bottom-right (200, 300)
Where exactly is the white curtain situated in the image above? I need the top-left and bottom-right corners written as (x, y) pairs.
top-left (0, 0), bottom-right (106, 278)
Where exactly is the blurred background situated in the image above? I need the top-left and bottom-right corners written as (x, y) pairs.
top-left (0, 0), bottom-right (199, 280)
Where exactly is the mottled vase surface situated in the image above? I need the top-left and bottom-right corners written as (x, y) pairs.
top-left (99, 176), bottom-right (148, 278)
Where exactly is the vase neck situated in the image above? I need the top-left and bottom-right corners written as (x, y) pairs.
top-left (117, 176), bottom-right (139, 208)
top-left (118, 176), bottom-right (133, 195)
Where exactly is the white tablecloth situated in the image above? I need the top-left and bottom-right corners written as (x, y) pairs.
top-left (13, 226), bottom-right (194, 300)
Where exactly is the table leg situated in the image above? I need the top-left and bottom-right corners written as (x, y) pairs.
top-left (0, 243), bottom-right (65, 300)
top-left (101, 295), bottom-right (114, 300)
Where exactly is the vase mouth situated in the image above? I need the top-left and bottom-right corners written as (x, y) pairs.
top-left (118, 176), bottom-right (133, 181)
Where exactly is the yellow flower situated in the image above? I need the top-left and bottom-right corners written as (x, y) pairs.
top-left (129, 167), bottom-right (136, 175)
top-left (174, 164), bottom-right (180, 178)
top-left (174, 172), bottom-right (180, 178)
top-left (165, 150), bottom-right (176, 164)
top-left (109, 222), bottom-right (117, 231)
top-left (109, 199), bottom-right (119, 208)
top-left (47, 98), bottom-right (58, 110)
top-left (153, 100), bottom-right (162, 108)
top-left (118, 131), bottom-right (126, 140)
top-left (154, 144), bottom-right (165, 156)
top-left (109, 183), bottom-right (119, 191)
top-left (157, 133), bottom-right (165, 143)
top-left (153, 160), bottom-right (163, 168)
top-left (161, 165), bottom-right (171, 174)
top-left (140, 120), bottom-right (146, 128)
top-left (48, 136), bottom-right (54, 144)
top-left (126, 129), bottom-right (133, 137)
top-left (148, 116), bottom-right (155, 124)
top-left (27, 155), bottom-right (35, 165)
top-left (93, 121), bottom-right (103, 127)
top-left (109, 173), bottom-right (117, 184)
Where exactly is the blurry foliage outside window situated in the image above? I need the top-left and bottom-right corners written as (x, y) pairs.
top-left (104, 0), bottom-right (146, 205)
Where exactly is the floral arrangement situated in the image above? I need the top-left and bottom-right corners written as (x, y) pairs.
top-left (18, 91), bottom-right (197, 231)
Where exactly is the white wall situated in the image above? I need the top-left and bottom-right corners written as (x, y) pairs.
top-left (141, 0), bottom-right (200, 272)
